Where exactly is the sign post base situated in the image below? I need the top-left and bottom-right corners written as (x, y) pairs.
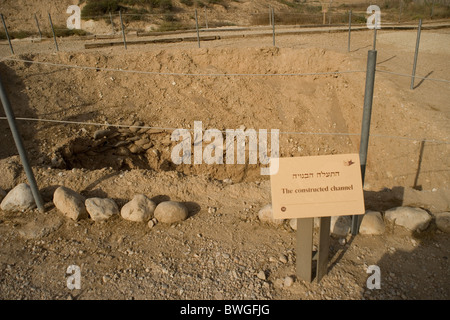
top-left (296, 216), bottom-right (331, 283)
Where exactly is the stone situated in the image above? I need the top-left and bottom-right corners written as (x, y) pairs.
top-left (359, 211), bottom-right (385, 235)
top-left (85, 198), bottom-right (119, 222)
top-left (0, 183), bottom-right (36, 212)
top-left (385, 206), bottom-right (431, 231)
top-left (93, 129), bottom-right (113, 140)
top-left (53, 186), bottom-right (88, 221)
top-left (128, 144), bottom-right (143, 154)
top-left (141, 142), bottom-right (153, 150)
top-left (279, 255), bottom-right (288, 264)
top-left (258, 204), bottom-right (284, 226)
top-left (154, 201), bottom-right (188, 224)
top-left (130, 121), bottom-right (144, 133)
top-left (0, 188), bottom-right (6, 203)
top-left (121, 194), bottom-right (156, 222)
top-left (289, 218), bottom-right (297, 230)
top-left (435, 212), bottom-right (450, 233)
top-left (134, 138), bottom-right (150, 147)
top-left (330, 216), bottom-right (351, 236)
top-left (147, 218), bottom-right (158, 229)
top-left (284, 276), bottom-right (294, 287)
top-left (256, 271), bottom-right (266, 280)
top-left (208, 206), bottom-right (217, 214)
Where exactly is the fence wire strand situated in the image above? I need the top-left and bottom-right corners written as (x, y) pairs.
top-left (0, 116), bottom-right (448, 145)
top-left (2, 58), bottom-right (366, 77)
top-left (377, 69), bottom-right (450, 84)
top-left (2, 58), bottom-right (450, 84)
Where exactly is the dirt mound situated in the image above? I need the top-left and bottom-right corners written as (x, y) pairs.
top-left (1, 46), bottom-right (448, 190)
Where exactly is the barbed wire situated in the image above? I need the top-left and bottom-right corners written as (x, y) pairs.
top-left (1, 116), bottom-right (448, 144)
top-left (2, 58), bottom-right (366, 77)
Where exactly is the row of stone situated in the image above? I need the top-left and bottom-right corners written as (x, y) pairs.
top-left (258, 204), bottom-right (450, 235)
top-left (2, 183), bottom-right (449, 233)
top-left (0, 184), bottom-right (188, 226)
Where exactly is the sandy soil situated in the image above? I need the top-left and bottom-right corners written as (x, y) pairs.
top-left (0, 25), bottom-right (449, 301)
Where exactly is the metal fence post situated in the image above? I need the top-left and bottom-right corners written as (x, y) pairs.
top-left (109, 12), bottom-right (115, 35)
top-left (195, 9), bottom-right (200, 48)
top-left (410, 19), bottom-right (422, 90)
top-left (272, 8), bottom-right (275, 47)
top-left (1, 14), bottom-right (14, 55)
top-left (119, 11), bottom-right (127, 50)
top-left (35, 14), bottom-right (42, 39)
top-left (430, 0), bottom-right (435, 19)
top-left (48, 13), bottom-right (59, 52)
top-left (0, 74), bottom-right (45, 213)
top-left (120, 10), bottom-right (127, 49)
top-left (269, 6), bottom-right (272, 26)
top-left (373, 26), bottom-right (377, 50)
top-left (348, 10), bottom-right (352, 52)
top-left (352, 49), bottom-right (377, 235)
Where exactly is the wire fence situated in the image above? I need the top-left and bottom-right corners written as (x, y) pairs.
top-left (0, 56), bottom-right (448, 146)
top-left (2, 56), bottom-right (450, 85)
top-left (0, 116), bottom-right (448, 145)
top-left (0, 6), bottom-right (449, 157)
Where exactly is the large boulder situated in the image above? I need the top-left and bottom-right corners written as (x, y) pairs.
top-left (385, 206), bottom-right (431, 231)
top-left (154, 201), bottom-right (189, 224)
top-left (0, 183), bottom-right (36, 212)
top-left (121, 194), bottom-right (156, 223)
top-left (435, 212), bottom-right (450, 233)
top-left (359, 211), bottom-right (385, 235)
top-left (85, 197), bottom-right (119, 222)
top-left (53, 186), bottom-right (88, 221)
top-left (330, 215), bottom-right (351, 237)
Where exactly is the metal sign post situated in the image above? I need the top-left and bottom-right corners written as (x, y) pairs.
top-left (296, 217), bottom-right (331, 282)
top-left (271, 154), bottom-right (365, 282)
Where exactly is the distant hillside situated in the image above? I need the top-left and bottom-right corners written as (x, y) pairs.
top-left (0, 0), bottom-right (449, 37)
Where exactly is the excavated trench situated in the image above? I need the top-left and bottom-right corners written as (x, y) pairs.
top-left (55, 125), bottom-right (265, 183)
